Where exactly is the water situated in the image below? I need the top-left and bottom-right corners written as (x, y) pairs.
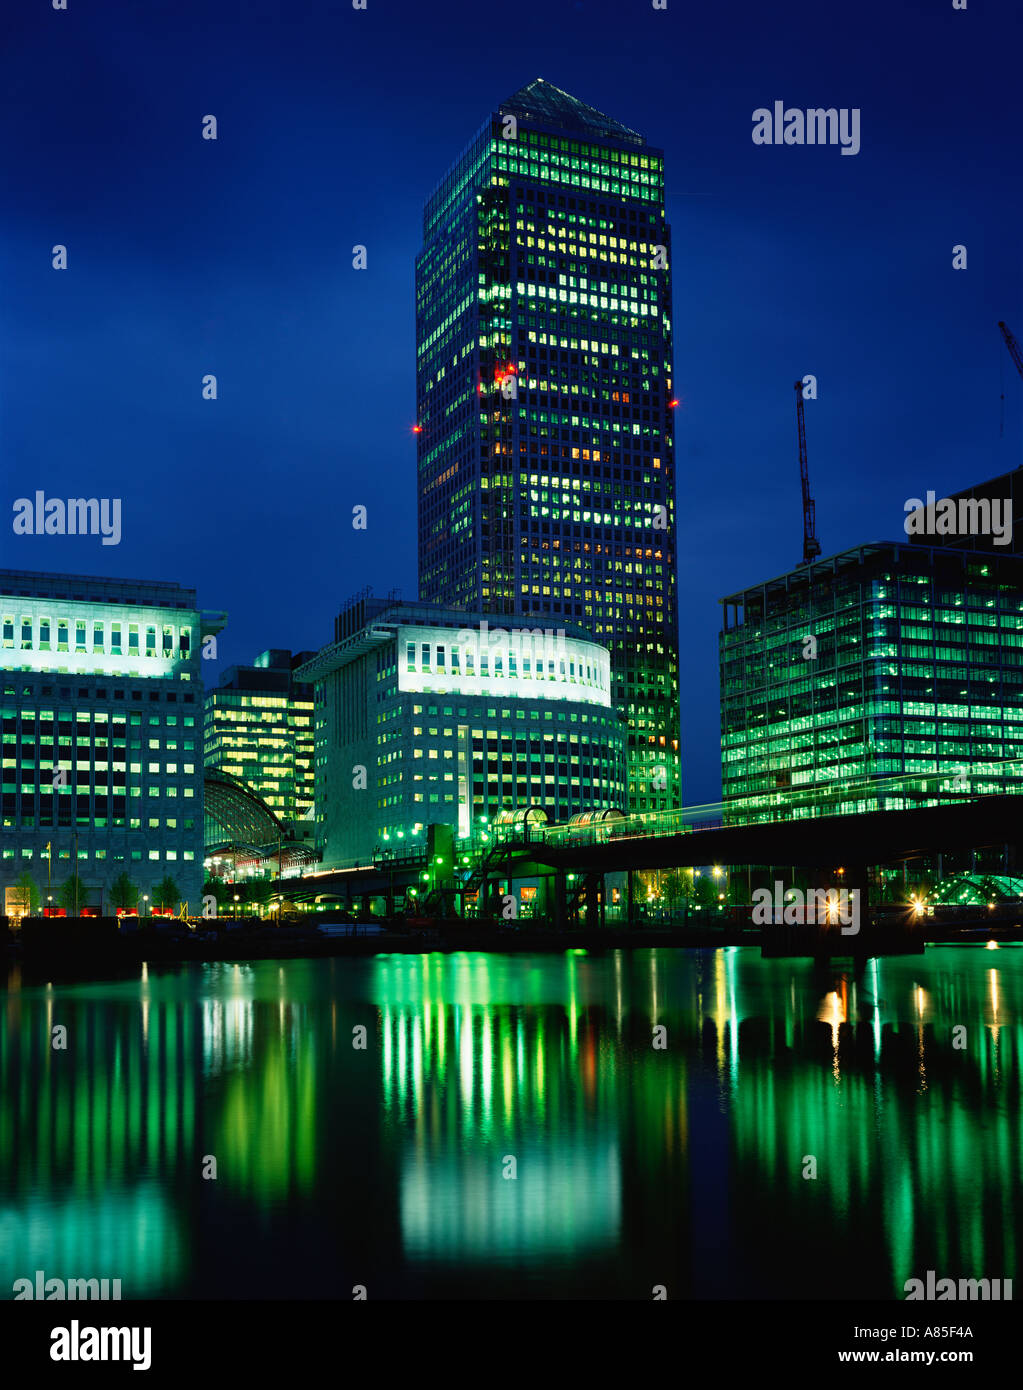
top-left (1, 947), bottom-right (1019, 1300)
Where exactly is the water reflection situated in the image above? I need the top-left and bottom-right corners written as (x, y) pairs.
top-left (0, 948), bottom-right (1019, 1298)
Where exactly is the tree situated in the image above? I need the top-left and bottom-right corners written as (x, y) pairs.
top-left (12, 870), bottom-right (39, 916)
top-left (110, 872), bottom-right (138, 914)
top-left (693, 875), bottom-right (718, 911)
top-left (153, 876), bottom-right (181, 911)
top-left (57, 873), bottom-right (86, 915)
top-left (660, 869), bottom-right (686, 909)
top-left (245, 878), bottom-right (273, 916)
top-left (202, 878), bottom-right (231, 910)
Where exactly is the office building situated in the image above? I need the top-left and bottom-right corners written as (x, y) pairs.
top-left (904, 464), bottom-right (1023, 556)
top-left (297, 593), bottom-right (626, 864)
top-left (0, 569), bottom-right (226, 912)
top-left (719, 540), bottom-right (1023, 816)
top-left (415, 78), bottom-right (680, 812)
top-left (203, 649), bottom-right (315, 829)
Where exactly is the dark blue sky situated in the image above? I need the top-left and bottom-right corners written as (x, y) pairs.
top-left (4, 0), bottom-right (1021, 803)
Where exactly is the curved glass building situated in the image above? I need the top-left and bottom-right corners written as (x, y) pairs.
top-left (296, 594), bottom-right (626, 864)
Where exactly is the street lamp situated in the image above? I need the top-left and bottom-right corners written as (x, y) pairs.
top-left (142, 894), bottom-right (149, 917)
top-left (233, 893), bottom-right (240, 919)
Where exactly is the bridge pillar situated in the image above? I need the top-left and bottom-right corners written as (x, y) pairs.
top-left (553, 870), bottom-right (566, 933)
top-left (579, 872), bottom-right (604, 929)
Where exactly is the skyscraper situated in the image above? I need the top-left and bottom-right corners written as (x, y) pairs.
top-left (416, 78), bottom-right (680, 812)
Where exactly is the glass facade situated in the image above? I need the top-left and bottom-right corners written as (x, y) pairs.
top-left (416, 79), bottom-right (680, 813)
top-left (0, 569), bottom-right (224, 910)
top-left (720, 542), bottom-right (1023, 818)
top-left (203, 650), bottom-right (314, 825)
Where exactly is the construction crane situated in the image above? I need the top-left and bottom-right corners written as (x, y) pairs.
top-left (794, 379), bottom-right (821, 565)
top-left (998, 321), bottom-right (1023, 381)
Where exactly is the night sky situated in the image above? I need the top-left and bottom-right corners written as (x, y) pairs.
top-left (4, 0), bottom-right (1020, 803)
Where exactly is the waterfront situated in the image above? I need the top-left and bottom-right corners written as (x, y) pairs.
top-left (1, 947), bottom-right (1019, 1300)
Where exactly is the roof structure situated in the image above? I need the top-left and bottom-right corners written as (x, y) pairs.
top-left (499, 78), bottom-right (644, 146)
top-left (204, 770), bottom-right (283, 851)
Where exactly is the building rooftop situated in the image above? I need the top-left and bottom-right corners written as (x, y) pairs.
top-left (300, 599), bottom-right (606, 683)
top-left (499, 78), bottom-right (645, 146)
top-left (0, 568), bottom-right (198, 607)
top-left (719, 539), bottom-right (1023, 609)
top-left (213, 650), bottom-right (316, 694)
